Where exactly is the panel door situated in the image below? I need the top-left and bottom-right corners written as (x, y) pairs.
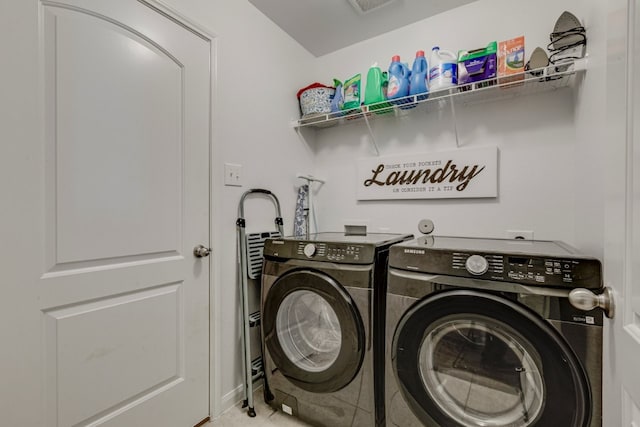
top-left (604, 0), bottom-right (640, 426)
top-left (0, 0), bottom-right (211, 426)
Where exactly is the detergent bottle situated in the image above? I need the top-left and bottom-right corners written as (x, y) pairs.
top-left (429, 46), bottom-right (458, 92)
top-left (386, 55), bottom-right (410, 102)
top-left (409, 50), bottom-right (429, 100)
top-left (364, 63), bottom-right (389, 109)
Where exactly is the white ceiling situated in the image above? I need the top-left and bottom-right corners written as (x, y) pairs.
top-left (248, 0), bottom-right (479, 57)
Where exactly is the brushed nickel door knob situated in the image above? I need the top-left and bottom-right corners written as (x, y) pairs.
top-left (569, 287), bottom-right (615, 319)
top-left (193, 244), bottom-right (211, 258)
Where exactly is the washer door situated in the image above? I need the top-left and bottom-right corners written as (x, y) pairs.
top-left (263, 269), bottom-right (365, 393)
top-left (393, 289), bottom-right (591, 427)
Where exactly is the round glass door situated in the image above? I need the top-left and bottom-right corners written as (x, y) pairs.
top-left (393, 289), bottom-right (591, 427)
top-left (419, 315), bottom-right (544, 426)
top-left (263, 269), bottom-right (365, 393)
top-left (276, 290), bottom-right (342, 372)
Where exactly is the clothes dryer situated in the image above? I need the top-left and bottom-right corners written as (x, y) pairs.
top-left (386, 236), bottom-right (605, 427)
top-left (262, 232), bottom-right (411, 427)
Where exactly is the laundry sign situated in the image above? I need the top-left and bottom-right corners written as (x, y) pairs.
top-left (356, 146), bottom-right (498, 200)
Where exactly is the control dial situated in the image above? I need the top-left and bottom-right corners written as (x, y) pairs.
top-left (465, 254), bottom-right (489, 275)
top-left (303, 243), bottom-right (317, 258)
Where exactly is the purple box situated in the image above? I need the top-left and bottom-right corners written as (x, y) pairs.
top-left (458, 41), bottom-right (498, 88)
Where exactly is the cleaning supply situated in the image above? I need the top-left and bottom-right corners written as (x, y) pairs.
top-left (498, 36), bottom-right (525, 85)
top-left (428, 47), bottom-right (458, 92)
top-left (458, 41), bottom-right (498, 91)
top-left (386, 55), bottom-right (410, 103)
top-left (409, 50), bottom-right (429, 101)
top-left (330, 78), bottom-right (344, 113)
top-left (342, 74), bottom-right (361, 111)
top-left (364, 63), bottom-right (389, 110)
top-left (297, 82), bottom-right (336, 118)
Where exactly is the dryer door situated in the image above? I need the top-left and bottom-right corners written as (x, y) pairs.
top-left (263, 269), bottom-right (365, 393)
top-left (393, 289), bottom-right (591, 427)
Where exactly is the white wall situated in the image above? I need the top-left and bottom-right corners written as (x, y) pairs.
top-left (571, 1), bottom-right (607, 259)
top-left (155, 0), bottom-right (316, 415)
top-left (308, 0), bottom-right (605, 255)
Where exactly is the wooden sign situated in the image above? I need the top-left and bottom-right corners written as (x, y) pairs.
top-left (356, 146), bottom-right (498, 200)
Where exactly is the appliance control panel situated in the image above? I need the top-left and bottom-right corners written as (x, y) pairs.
top-left (451, 252), bottom-right (601, 288)
top-left (391, 248), bottom-right (602, 289)
top-left (263, 240), bottom-right (375, 264)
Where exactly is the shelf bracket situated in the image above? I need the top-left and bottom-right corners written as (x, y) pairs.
top-left (294, 125), bottom-right (316, 155)
top-left (449, 96), bottom-right (460, 148)
top-left (361, 110), bottom-right (380, 156)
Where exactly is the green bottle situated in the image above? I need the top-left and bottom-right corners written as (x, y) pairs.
top-left (364, 63), bottom-right (390, 111)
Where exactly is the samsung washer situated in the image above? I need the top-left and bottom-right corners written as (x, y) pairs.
top-left (385, 236), bottom-right (604, 427)
top-left (261, 232), bottom-right (411, 427)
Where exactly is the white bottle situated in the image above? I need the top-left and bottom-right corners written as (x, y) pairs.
top-left (428, 46), bottom-right (458, 92)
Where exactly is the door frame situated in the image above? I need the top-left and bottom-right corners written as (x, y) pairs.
top-left (131, 0), bottom-right (221, 419)
top-left (604, 0), bottom-right (640, 425)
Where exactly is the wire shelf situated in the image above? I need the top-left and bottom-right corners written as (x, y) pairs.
top-left (291, 59), bottom-right (586, 130)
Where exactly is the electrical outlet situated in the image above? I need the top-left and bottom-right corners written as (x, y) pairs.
top-left (224, 163), bottom-right (242, 187)
top-left (507, 230), bottom-right (534, 240)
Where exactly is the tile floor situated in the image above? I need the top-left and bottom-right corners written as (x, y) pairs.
top-left (208, 391), bottom-right (312, 427)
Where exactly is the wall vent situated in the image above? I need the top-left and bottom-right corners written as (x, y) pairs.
top-left (347, 0), bottom-right (396, 14)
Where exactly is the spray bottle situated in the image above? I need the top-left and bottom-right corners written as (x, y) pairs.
top-left (330, 78), bottom-right (343, 113)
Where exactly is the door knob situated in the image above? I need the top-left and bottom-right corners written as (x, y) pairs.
top-left (193, 244), bottom-right (211, 258)
top-left (568, 287), bottom-right (615, 319)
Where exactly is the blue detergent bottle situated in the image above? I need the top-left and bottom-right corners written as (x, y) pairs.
top-left (386, 55), bottom-right (410, 104)
top-left (409, 50), bottom-right (429, 100)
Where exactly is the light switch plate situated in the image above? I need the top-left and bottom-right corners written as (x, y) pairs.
top-left (224, 163), bottom-right (242, 187)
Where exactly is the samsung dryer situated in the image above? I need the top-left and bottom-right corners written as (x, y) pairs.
top-left (385, 236), bottom-right (605, 427)
top-left (261, 232), bottom-right (411, 427)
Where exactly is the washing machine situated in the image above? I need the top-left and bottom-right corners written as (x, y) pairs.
top-left (261, 232), bottom-right (412, 427)
top-left (385, 236), bottom-right (605, 427)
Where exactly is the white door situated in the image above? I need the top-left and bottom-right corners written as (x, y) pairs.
top-left (0, 1), bottom-right (211, 426)
top-left (604, 0), bottom-right (640, 426)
